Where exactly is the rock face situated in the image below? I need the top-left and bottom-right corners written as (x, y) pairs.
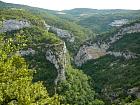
top-left (108, 51), bottom-right (138, 59)
top-left (45, 24), bottom-right (75, 42)
top-left (18, 48), bottom-right (35, 56)
top-left (75, 45), bottom-right (107, 66)
top-left (0, 19), bottom-right (30, 33)
top-left (75, 23), bottom-right (140, 66)
top-left (109, 19), bottom-right (128, 27)
top-left (128, 87), bottom-right (140, 98)
top-left (46, 42), bottom-right (67, 85)
top-left (0, 19), bottom-right (67, 85)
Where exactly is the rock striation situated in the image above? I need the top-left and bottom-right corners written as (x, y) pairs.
top-left (75, 23), bottom-right (140, 66)
top-left (0, 19), bottom-right (30, 33)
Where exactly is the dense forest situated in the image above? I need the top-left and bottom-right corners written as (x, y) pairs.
top-left (0, 1), bottom-right (140, 105)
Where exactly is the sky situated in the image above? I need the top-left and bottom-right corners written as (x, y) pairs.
top-left (1, 0), bottom-right (140, 11)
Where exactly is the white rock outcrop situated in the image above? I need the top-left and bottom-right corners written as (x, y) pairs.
top-left (0, 19), bottom-right (30, 33)
top-left (18, 48), bottom-right (35, 56)
top-left (109, 19), bottom-right (128, 27)
top-left (75, 45), bottom-right (107, 66)
top-left (46, 25), bottom-right (75, 42)
top-left (128, 87), bottom-right (140, 98)
top-left (108, 51), bottom-right (138, 59)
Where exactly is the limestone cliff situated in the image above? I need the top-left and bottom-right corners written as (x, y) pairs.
top-left (0, 19), bottom-right (30, 33)
top-left (75, 23), bottom-right (140, 66)
top-left (17, 48), bottom-right (35, 56)
top-left (46, 42), bottom-right (67, 85)
top-left (107, 51), bottom-right (139, 59)
top-left (128, 87), bottom-right (140, 99)
top-left (45, 24), bottom-right (75, 42)
top-left (74, 45), bottom-right (107, 66)
top-left (0, 19), bottom-right (67, 85)
top-left (17, 42), bottom-right (67, 86)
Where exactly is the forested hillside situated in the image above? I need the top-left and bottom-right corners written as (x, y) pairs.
top-left (81, 32), bottom-right (140, 104)
top-left (0, 7), bottom-right (103, 105)
top-left (62, 8), bottom-right (140, 34)
top-left (0, 1), bottom-right (140, 105)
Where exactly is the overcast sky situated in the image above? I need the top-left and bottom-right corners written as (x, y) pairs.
top-left (1, 0), bottom-right (140, 11)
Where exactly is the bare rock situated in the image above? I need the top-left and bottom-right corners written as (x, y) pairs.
top-left (128, 87), bottom-right (140, 98)
top-left (46, 42), bottom-right (67, 85)
top-left (108, 51), bottom-right (138, 59)
top-left (74, 45), bottom-right (107, 67)
top-left (47, 25), bottom-right (75, 42)
top-left (74, 23), bottom-right (140, 66)
top-left (109, 19), bottom-right (128, 27)
top-left (0, 19), bottom-right (30, 33)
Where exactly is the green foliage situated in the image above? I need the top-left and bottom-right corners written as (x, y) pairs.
top-left (0, 8), bottom-right (91, 54)
top-left (0, 23), bottom-right (61, 94)
top-left (77, 10), bottom-right (140, 33)
top-left (81, 31), bottom-right (140, 104)
top-left (0, 2), bottom-right (140, 105)
top-left (57, 66), bottom-right (104, 105)
top-left (0, 21), bottom-right (2, 27)
top-left (82, 55), bottom-right (140, 104)
top-left (19, 27), bottom-right (61, 44)
top-left (109, 32), bottom-right (140, 53)
top-left (44, 15), bottom-right (93, 54)
top-left (131, 99), bottom-right (140, 105)
top-left (0, 9), bottom-right (45, 28)
top-left (120, 99), bottom-right (140, 105)
top-left (0, 7), bottom-right (62, 96)
top-left (25, 46), bottom-right (58, 95)
top-left (2, 26), bottom-right (61, 46)
top-left (0, 37), bottom-right (60, 105)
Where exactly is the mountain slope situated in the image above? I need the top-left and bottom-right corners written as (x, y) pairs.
top-left (0, 1), bottom-right (140, 105)
top-left (62, 8), bottom-right (140, 34)
top-left (77, 10), bottom-right (140, 33)
top-left (0, 7), bottom-right (103, 104)
top-left (78, 22), bottom-right (140, 104)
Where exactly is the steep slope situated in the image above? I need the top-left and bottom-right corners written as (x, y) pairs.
top-left (0, 1), bottom-right (92, 54)
top-left (0, 9), bottom-right (65, 91)
top-left (43, 15), bottom-right (92, 55)
top-left (75, 22), bottom-right (140, 66)
top-left (77, 21), bottom-right (140, 104)
top-left (62, 8), bottom-right (140, 33)
top-left (0, 8), bottom-right (103, 104)
top-left (78, 12), bottom-right (140, 33)
top-left (1, 1), bottom-right (140, 105)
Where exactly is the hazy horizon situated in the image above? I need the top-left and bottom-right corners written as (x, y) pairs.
top-left (1, 0), bottom-right (140, 11)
